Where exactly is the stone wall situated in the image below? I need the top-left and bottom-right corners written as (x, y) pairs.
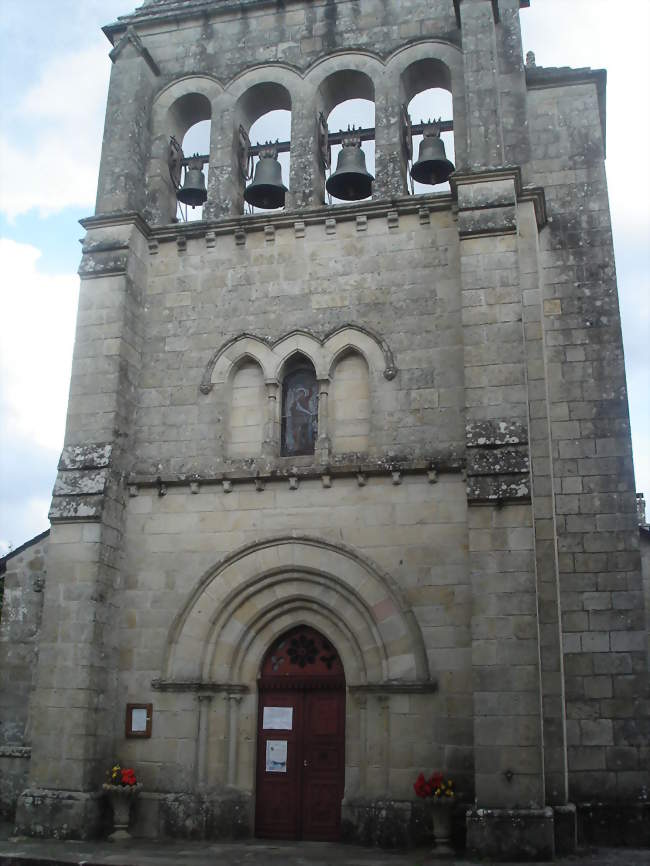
top-left (0, 531), bottom-right (48, 819)
top-left (118, 473), bottom-right (470, 797)
top-left (527, 70), bottom-right (649, 804)
top-left (640, 527), bottom-right (650, 667)
top-left (135, 206), bottom-right (462, 474)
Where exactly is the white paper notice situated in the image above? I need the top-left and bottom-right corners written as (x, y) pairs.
top-left (263, 706), bottom-right (293, 730)
top-left (266, 740), bottom-right (288, 773)
top-left (131, 708), bottom-right (148, 732)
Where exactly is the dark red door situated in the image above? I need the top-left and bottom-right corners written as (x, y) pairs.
top-left (301, 689), bottom-right (346, 840)
top-left (255, 627), bottom-right (346, 841)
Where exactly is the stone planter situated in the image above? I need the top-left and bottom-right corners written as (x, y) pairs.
top-left (103, 783), bottom-right (142, 840)
top-left (431, 798), bottom-right (454, 855)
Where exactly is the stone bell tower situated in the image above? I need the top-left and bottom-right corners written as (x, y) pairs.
top-left (9, 0), bottom-right (648, 858)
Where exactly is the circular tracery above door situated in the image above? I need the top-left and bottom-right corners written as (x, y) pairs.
top-left (260, 625), bottom-right (345, 688)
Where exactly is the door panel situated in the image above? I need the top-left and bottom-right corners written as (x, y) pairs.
top-left (256, 626), bottom-right (346, 841)
top-left (301, 690), bottom-right (346, 840)
top-left (255, 688), bottom-right (345, 841)
top-left (255, 692), bottom-right (301, 839)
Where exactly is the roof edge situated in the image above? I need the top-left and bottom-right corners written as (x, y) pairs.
top-left (0, 529), bottom-right (50, 573)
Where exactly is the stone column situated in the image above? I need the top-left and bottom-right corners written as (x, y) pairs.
top-left (316, 378), bottom-right (330, 464)
top-left (196, 695), bottom-right (213, 789)
top-left (262, 381), bottom-right (280, 458)
top-left (493, 0), bottom-right (531, 171)
top-left (95, 34), bottom-right (159, 215)
top-left (374, 69), bottom-right (407, 200)
top-left (204, 94), bottom-right (240, 219)
top-left (379, 695), bottom-right (390, 796)
top-left (357, 694), bottom-right (368, 795)
top-left (225, 693), bottom-right (243, 787)
top-left (288, 84), bottom-right (323, 209)
top-left (15, 215), bottom-right (148, 839)
top-left (459, 0), bottom-right (505, 169)
top-left (518, 200), bottom-right (575, 855)
top-left (457, 169), bottom-right (552, 859)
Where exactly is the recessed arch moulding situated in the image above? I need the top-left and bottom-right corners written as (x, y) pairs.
top-left (162, 535), bottom-right (429, 688)
top-left (201, 324), bottom-right (396, 392)
top-left (157, 535), bottom-right (433, 801)
top-left (201, 325), bottom-right (396, 462)
top-left (144, 42), bottom-right (464, 222)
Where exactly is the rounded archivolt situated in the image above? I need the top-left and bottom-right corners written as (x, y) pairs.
top-left (161, 536), bottom-right (429, 688)
top-left (200, 324), bottom-right (397, 392)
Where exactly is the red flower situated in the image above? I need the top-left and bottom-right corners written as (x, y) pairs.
top-left (121, 768), bottom-right (137, 786)
top-left (414, 772), bottom-right (432, 798)
top-left (431, 771), bottom-right (444, 788)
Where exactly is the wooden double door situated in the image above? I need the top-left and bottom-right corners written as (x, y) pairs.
top-left (255, 627), bottom-right (346, 841)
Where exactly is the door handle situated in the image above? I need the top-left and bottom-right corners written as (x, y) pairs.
top-left (303, 759), bottom-right (308, 767)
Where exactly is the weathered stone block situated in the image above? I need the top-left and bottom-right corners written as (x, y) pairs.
top-left (58, 444), bottom-right (112, 470)
top-left (14, 788), bottom-right (105, 840)
top-left (466, 807), bottom-right (555, 861)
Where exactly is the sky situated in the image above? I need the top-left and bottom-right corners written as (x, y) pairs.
top-left (0, 0), bottom-right (648, 552)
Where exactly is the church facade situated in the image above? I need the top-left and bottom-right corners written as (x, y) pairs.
top-left (1, 0), bottom-right (648, 858)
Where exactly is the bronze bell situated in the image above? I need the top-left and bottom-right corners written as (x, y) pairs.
top-left (326, 128), bottom-right (374, 201)
top-left (177, 155), bottom-right (208, 207)
top-left (244, 143), bottom-right (288, 210)
top-left (410, 120), bottom-right (455, 186)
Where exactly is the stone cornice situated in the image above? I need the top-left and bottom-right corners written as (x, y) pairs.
top-left (80, 210), bottom-right (151, 237)
top-left (126, 459), bottom-right (462, 496)
top-left (150, 679), bottom-right (437, 694)
top-left (0, 745), bottom-right (31, 759)
top-left (151, 679), bottom-right (249, 694)
top-left (451, 167), bottom-right (546, 230)
top-left (77, 179), bottom-right (545, 245)
top-left (153, 192), bottom-right (454, 244)
top-left (452, 166), bottom-right (523, 195)
top-left (106, 0), bottom-right (453, 43)
top-left (104, 0), bottom-right (293, 43)
top-left (349, 681), bottom-right (438, 695)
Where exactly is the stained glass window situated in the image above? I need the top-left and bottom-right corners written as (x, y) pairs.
top-left (281, 366), bottom-right (318, 456)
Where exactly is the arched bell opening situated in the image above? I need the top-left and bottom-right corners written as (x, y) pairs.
top-left (400, 59), bottom-right (455, 194)
top-left (234, 82), bottom-right (292, 214)
top-left (255, 625), bottom-right (346, 841)
top-left (180, 118), bottom-right (211, 221)
top-left (151, 87), bottom-right (214, 224)
top-left (318, 70), bottom-right (375, 205)
top-left (246, 109), bottom-right (291, 213)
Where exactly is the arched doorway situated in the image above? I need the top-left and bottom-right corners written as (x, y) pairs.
top-left (255, 625), bottom-right (346, 841)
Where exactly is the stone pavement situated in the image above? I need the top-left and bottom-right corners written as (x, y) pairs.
top-left (0, 825), bottom-right (649, 866)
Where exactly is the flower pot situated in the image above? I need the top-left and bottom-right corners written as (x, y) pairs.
top-left (431, 798), bottom-right (454, 855)
top-left (103, 783), bottom-right (142, 841)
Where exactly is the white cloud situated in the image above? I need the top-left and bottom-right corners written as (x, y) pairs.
top-left (522, 1), bottom-right (650, 244)
top-left (0, 46), bottom-right (111, 219)
top-left (0, 238), bottom-right (79, 451)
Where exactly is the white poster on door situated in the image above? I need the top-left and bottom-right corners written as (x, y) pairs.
top-left (263, 706), bottom-right (293, 730)
top-left (266, 740), bottom-right (288, 773)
